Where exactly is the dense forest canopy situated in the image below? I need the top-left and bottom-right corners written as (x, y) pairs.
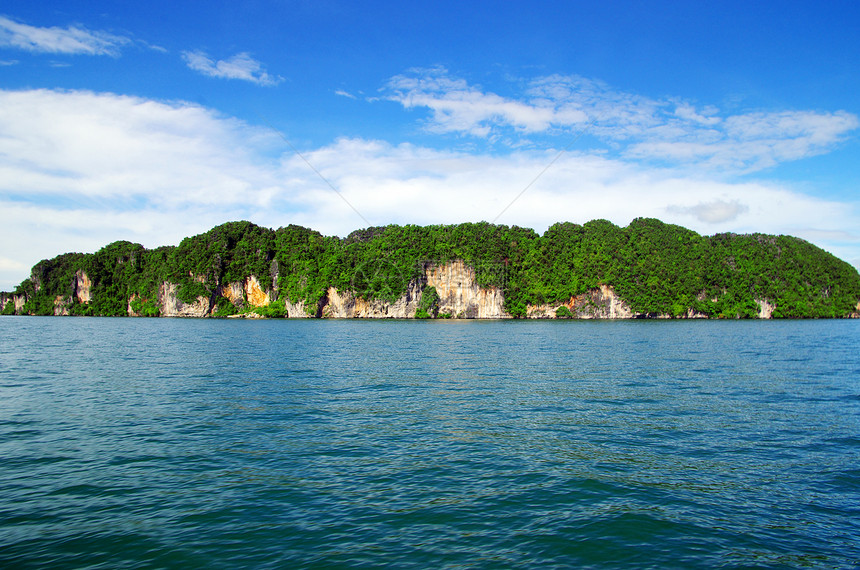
top-left (4, 219), bottom-right (859, 318)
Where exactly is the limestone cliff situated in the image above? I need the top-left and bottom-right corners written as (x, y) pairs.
top-left (320, 261), bottom-right (508, 318)
top-left (282, 299), bottom-right (315, 318)
top-left (73, 270), bottom-right (91, 304)
top-left (153, 274), bottom-right (314, 318)
top-left (53, 295), bottom-right (71, 316)
top-left (127, 293), bottom-right (141, 317)
top-left (527, 285), bottom-right (635, 319)
top-left (158, 282), bottom-right (212, 317)
top-left (1, 292), bottom-right (33, 315)
top-left (322, 280), bottom-right (423, 318)
top-left (5, 257), bottom-right (845, 319)
top-left (244, 275), bottom-right (271, 307)
top-left (425, 260), bottom-right (509, 318)
top-left (219, 281), bottom-right (245, 307)
top-left (139, 263), bottom-right (682, 319)
top-left (756, 299), bottom-right (776, 319)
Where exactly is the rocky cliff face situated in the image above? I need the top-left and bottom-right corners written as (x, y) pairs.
top-left (155, 274), bottom-right (311, 318)
top-left (244, 275), bottom-right (271, 307)
top-left (283, 299), bottom-right (315, 318)
top-left (158, 282), bottom-right (212, 317)
top-left (756, 299), bottom-right (776, 319)
top-left (4, 260), bottom-right (817, 319)
top-left (425, 260), bottom-right (509, 318)
top-left (321, 261), bottom-right (508, 318)
top-left (527, 284), bottom-right (635, 319)
top-left (74, 270), bottom-right (91, 304)
top-left (53, 295), bottom-right (71, 316)
top-left (2, 292), bottom-right (29, 315)
top-left (218, 276), bottom-right (275, 310)
top-left (219, 281), bottom-right (245, 307)
top-left (322, 280), bottom-right (424, 318)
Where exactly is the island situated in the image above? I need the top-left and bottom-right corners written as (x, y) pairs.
top-left (2, 219), bottom-right (859, 319)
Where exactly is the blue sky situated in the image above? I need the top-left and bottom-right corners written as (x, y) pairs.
top-left (1, 1), bottom-right (859, 290)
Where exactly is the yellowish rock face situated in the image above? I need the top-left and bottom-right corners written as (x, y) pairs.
top-left (244, 276), bottom-right (270, 307)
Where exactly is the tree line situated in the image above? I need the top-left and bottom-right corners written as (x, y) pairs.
top-left (4, 218), bottom-right (859, 318)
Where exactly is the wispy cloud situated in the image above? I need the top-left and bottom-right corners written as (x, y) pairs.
top-left (385, 67), bottom-right (588, 137)
top-left (666, 199), bottom-right (749, 224)
top-left (1, 88), bottom-right (858, 291)
top-left (383, 67), bottom-right (859, 173)
top-left (0, 15), bottom-right (130, 56)
top-left (182, 50), bottom-right (283, 86)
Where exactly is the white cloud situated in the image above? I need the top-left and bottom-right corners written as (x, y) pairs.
top-left (182, 50), bottom-right (283, 86)
top-left (383, 68), bottom-right (859, 174)
top-left (666, 199), bottom-right (749, 224)
top-left (0, 15), bottom-right (130, 56)
top-left (0, 88), bottom-right (858, 292)
top-left (385, 67), bottom-right (589, 137)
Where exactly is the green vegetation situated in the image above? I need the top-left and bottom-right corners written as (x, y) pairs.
top-left (555, 306), bottom-right (572, 318)
top-left (415, 286), bottom-right (440, 319)
top-left (3, 218), bottom-right (859, 319)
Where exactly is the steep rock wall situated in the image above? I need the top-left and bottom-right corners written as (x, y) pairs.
top-left (323, 280), bottom-right (423, 318)
top-left (14, 260), bottom-right (820, 319)
top-left (74, 270), bottom-right (91, 304)
top-left (425, 260), bottom-right (509, 318)
top-left (53, 295), bottom-right (71, 316)
top-left (158, 282), bottom-right (211, 317)
top-left (218, 276), bottom-right (272, 308)
top-left (283, 299), bottom-right (314, 318)
top-left (1, 293), bottom-right (26, 315)
top-left (756, 299), bottom-right (776, 319)
top-left (127, 293), bottom-right (141, 317)
top-left (220, 281), bottom-right (244, 307)
top-left (245, 276), bottom-right (270, 307)
top-left (321, 261), bottom-right (507, 318)
top-left (154, 274), bottom-right (306, 318)
top-left (527, 284), bottom-right (635, 319)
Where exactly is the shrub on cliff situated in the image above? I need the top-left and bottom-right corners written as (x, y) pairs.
top-left (415, 286), bottom-right (439, 319)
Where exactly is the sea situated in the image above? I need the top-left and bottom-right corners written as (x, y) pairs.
top-left (0, 316), bottom-right (858, 568)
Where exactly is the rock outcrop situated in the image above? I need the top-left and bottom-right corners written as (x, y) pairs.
top-left (283, 299), bottom-right (315, 318)
top-left (527, 284), bottom-right (635, 319)
top-left (320, 261), bottom-right (508, 318)
top-left (158, 282), bottom-right (211, 317)
top-left (1, 293), bottom-right (29, 315)
top-left (756, 299), bottom-right (776, 319)
top-left (219, 281), bottom-right (245, 307)
top-left (7, 260), bottom-right (838, 319)
top-left (245, 275), bottom-right (270, 307)
top-left (73, 270), bottom-right (91, 304)
top-left (425, 260), bottom-right (509, 318)
top-left (322, 280), bottom-right (424, 318)
top-left (53, 295), bottom-right (71, 316)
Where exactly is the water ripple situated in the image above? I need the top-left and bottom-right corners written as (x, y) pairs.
top-left (1, 318), bottom-right (859, 567)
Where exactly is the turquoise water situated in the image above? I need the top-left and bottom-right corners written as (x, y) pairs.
top-left (1, 317), bottom-right (858, 568)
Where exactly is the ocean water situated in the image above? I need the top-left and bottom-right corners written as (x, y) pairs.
top-left (0, 316), bottom-right (858, 568)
